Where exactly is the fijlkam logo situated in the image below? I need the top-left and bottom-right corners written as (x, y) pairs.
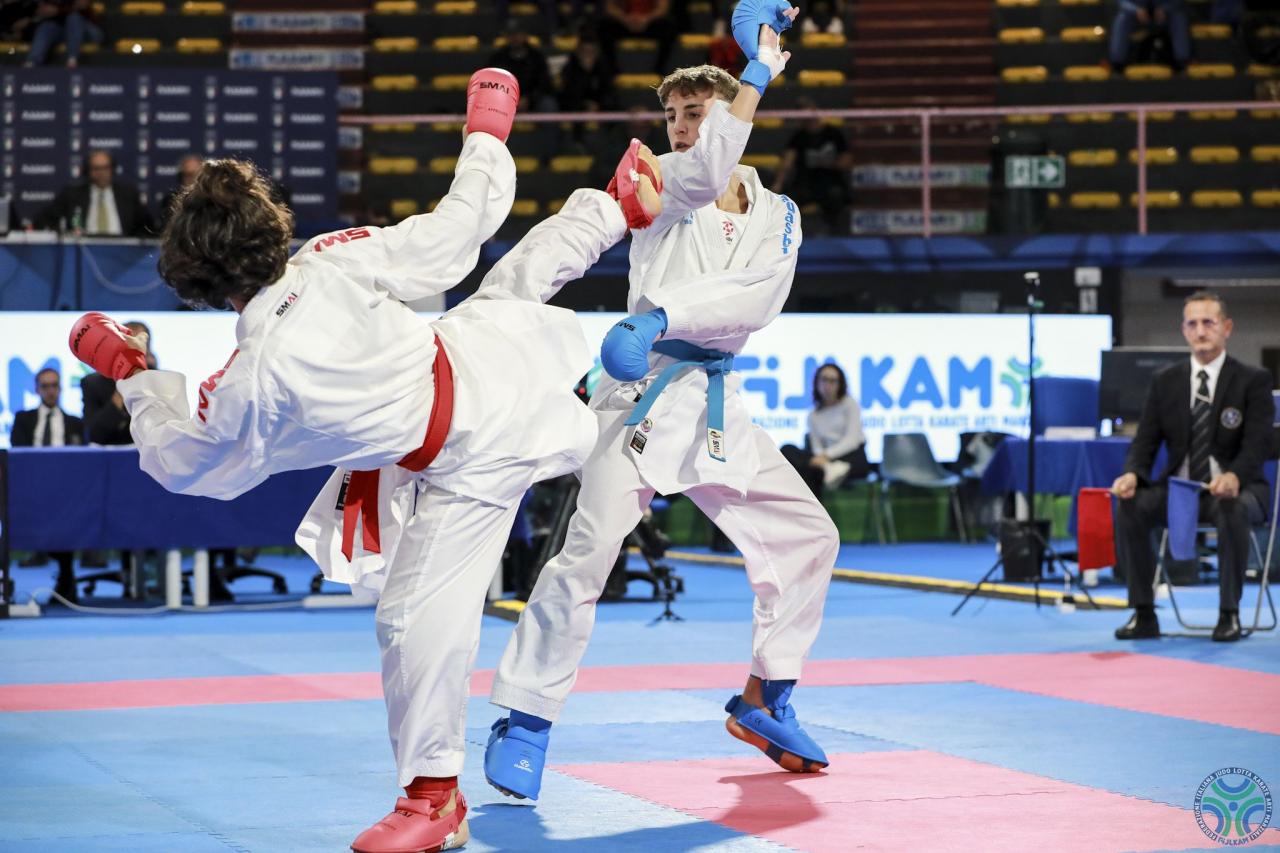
top-left (1194, 767), bottom-right (1272, 846)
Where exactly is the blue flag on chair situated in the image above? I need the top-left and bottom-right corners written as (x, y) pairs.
top-left (1167, 476), bottom-right (1204, 562)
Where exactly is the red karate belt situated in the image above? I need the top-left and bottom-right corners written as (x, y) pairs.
top-left (341, 339), bottom-right (455, 560)
top-left (1076, 487), bottom-right (1116, 571)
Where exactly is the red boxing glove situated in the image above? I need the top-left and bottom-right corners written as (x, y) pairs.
top-left (68, 312), bottom-right (148, 380)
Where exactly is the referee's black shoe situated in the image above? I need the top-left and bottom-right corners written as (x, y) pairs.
top-left (1115, 610), bottom-right (1160, 640)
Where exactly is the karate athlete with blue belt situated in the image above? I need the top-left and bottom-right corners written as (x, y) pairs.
top-left (67, 69), bottom-right (665, 853)
top-left (486, 0), bottom-right (840, 802)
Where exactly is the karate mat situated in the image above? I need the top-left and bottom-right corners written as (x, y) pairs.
top-left (2, 556), bottom-right (1279, 851)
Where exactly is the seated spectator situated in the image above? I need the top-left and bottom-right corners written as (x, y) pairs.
top-left (35, 149), bottom-right (156, 236)
top-left (494, 0), bottom-right (584, 38)
top-left (83, 321), bottom-right (155, 444)
top-left (488, 22), bottom-right (557, 113)
top-left (707, 19), bottom-right (745, 77)
top-left (772, 98), bottom-right (853, 236)
top-left (10, 367), bottom-right (84, 602)
top-left (800, 0), bottom-right (844, 34)
top-left (597, 0), bottom-right (675, 74)
top-left (560, 38), bottom-right (619, 146)
top-left (1, 0), bottom-right (36, 44)
top-left (1108, 0), bottom-right (1190, 73)
top-left (23, 0), bottom-right (102, 68)
top-left (781, 363), bottom-right (871, 499)
top-left (159, 153), bottom-right (203, 229)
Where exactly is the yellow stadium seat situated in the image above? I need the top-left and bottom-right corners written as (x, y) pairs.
top-left (679, 33), bottom-right (711, 49)
top-left (1127, 110), bottom-right (1175, 121)
top-left (121, 1), bottom-right (165, 14)
top-left (429, 121), bottom-right (464, 133)
top-left (798, 69), bottom-right (845, 87)
top-left (1130, 190), bottom-right (1181, 208)
top-left (510, 199), bottom-right (539, 217)
top-left (742, 154), bottom-right (782, 170)
top-left (512, 120), bottom-right (537, 132)
top-left (1007, 113), bottom-right (1052, 124)
top-left (1067, 111), bottom-right (1112, 123)
top-left (1187, 63), bottom-right (1235, 79)
top-left (1188, 109), bottom-right (1237, 120)
top-left (1252, 189), bottom-right (1280, 207)
top-left (1068, 148), bottom-right (1118, 167)
top-left (513, 157), bottom-right (539, 173)
top-left (176, 37), bottom-right (221, 53)
top-left (1069, 191), bottom-right (1121, 208)
top-left (1190, 145), bottom-right (1240, 163)
top-left (369, 157), bottom-right (419, 174)
top-left (552, 35), bottom-right (577, 50)
top-left (1125, 64), bottom-right (1173, 80)
top-left (1060, 26), bottom-right (1104, 42)
top-left (1048, 191), bottom-right (1061, 208)
top-left (434, 0), bottom-right (476, 12)
top-left (390, 199), bottom-right (420, 218)
top-left (688, 0), bottom-right (712, 11)
top-left (801, 32), bottom-right (846, 48)
top-left (372, 75), bottom-right (418, 90)
top-left (1129, 147), bottom-right (1178, 165)
top-left (429, 157), bottom-right (458, 174)
top-left (115, 38), bottom-right (161, 52)
top-left (1061, 0), bottom-right (1099, 4)
top-left (547, 199), bottom-right (566, 214)
top-left (370, 122), bottom-right (416, 133)
top-left (619, 38), bottom-right (657, 50)
top-left (432, 35), bottom-right (478, 51)
top-left (180, 1), bottom-right (224, 13)
top-left (1191, 23), bottom-right (1231, 38)
top-left (432, 74), bottom-right (471, 90)
top-left (998, 28), bottom-right (1044, 44)
top-left (1065, 65), bottom-right (1108, 81)
top-left (510, 1), bottom-right (537, 12)
top-left (1251, 145), bottom-right (1280, 162)
top-left (1001, 66), bottom-right (1049, 83)
top-left (0, 40), bottom-right (23, 52)
top-left (1192, 189), bottom-right (1243, 207)
top-left (92, 0), bottom-right (104, 11)
top-left (997, 0), bottom-right (1039, 6)
top-left (1251, 109), bottom-right (1280, 119)
top-left (1247, 63), bottom-right (1279, 77)
top-left (550, 155), bottom-right (592, 173)
top-left (617, 73), bottom-right (661, 89)
top-left (374, 0), bottom-right (418, 11)
top-left (374, 37), bottom-right (419, 52)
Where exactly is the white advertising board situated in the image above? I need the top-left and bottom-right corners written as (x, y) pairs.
top-left (0, 312), bottom-right (1112, 461)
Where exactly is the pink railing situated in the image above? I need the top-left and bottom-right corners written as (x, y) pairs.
top-left (343, 100), bottom-right (1274, 237)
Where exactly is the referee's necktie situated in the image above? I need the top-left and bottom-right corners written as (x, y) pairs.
top-left (94, 188), bottom-right (109, 234)
top-left (39, 411), bottom-right (53, 447)
top-left (1189, 369), bottom-right (1213, 483)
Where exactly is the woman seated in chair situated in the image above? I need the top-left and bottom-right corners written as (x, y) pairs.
top-left (781, 362), bottom-right (870, 498)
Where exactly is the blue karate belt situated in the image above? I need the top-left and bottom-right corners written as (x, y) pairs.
top-left (624, 339), bottom-right (735, 462)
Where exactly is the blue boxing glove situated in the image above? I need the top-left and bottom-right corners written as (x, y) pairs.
top-left (732, 0), bottom-right (795, 95)
top-left (601, 309), bottom-right (667, 382)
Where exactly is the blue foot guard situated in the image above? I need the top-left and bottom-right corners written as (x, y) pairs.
top-left (484, 713), bottom-right (550, 800)
top-left (724, 681), bottom-right (828, 773)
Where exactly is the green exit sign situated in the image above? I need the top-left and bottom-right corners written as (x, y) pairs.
top-left (1005, 155), bottom-right (1065, 189)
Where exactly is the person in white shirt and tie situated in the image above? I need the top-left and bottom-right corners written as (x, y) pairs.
top-left (35, 150), bottom-right (156, 237)
top-left (9, 367), bottom-right (85, 601)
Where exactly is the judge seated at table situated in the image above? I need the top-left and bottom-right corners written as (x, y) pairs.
top-left (34, 149), bottom-right (156, 237)
top-left (1109, 291), bottom-right (1275, 643)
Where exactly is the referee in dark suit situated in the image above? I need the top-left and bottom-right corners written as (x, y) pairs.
top-left (1110, 291), bottom-right (1275, 642)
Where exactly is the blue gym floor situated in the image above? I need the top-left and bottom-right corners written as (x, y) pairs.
top-left (3, 546), bottom-right (1278, 851)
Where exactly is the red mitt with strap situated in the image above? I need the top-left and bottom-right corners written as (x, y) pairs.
top-left (68, 312), bottom-right (148, 380)
top-left (606, 138), bottom-right (664, 229)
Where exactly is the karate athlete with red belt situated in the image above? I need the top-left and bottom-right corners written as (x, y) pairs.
top-left (485, 0), bottom-right (841, 804)
top-left (67, 68), bottom-right (664, 853)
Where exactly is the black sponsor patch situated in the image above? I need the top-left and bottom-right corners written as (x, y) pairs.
top-left (335, 471), bottom-right (352, 511)
top-left (629, 431), bottom-right (647, 454)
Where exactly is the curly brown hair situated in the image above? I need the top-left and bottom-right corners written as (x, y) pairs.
top-left (656, 65), bottom-right (739, 107)
top-left (158, 159), bottom-right (293, 310)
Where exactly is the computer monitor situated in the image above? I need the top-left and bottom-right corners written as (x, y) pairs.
top-left (1098, 347), bottom-right (1186, 427)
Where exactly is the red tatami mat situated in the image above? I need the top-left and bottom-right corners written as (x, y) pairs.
top-left (556, 749), bottom-right (1278, 852)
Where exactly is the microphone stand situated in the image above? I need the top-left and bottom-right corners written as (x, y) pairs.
top-left (952, 271), bottom-right (1100, 615)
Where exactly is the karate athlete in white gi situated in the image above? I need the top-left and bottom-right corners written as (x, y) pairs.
top-left (485, 0), bottom-right (840, 804)
top-left (66, 68), bottom-right (665, 853)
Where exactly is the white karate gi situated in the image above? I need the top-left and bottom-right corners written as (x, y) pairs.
top-left (117, 132), bottom-right (629, 783)
top-left (492, 101), bottom-right (839, 722)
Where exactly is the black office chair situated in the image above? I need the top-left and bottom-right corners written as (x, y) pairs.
top-left (880, 432), bottom-right (968, 543)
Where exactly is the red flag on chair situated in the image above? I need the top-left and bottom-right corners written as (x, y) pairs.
top-left (1077, 487), bottom-right (1116, 570)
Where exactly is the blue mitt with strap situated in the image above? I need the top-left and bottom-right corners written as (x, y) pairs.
top-left (725, 679), bottom-right (829, 773)
top-left (732, 0), bottom-right (795, 94)
top-left (601, 308), bottom-right (667, 381)
top-left (484, 712), bottom-right (551, 800)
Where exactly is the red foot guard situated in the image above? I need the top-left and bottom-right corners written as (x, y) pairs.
top-left (606, 138), bottom-right (664, 229)
top-left (350, 790), bottom-right (469, 853)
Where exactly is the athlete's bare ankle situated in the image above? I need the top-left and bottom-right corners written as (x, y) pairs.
top-left (741, 675), bottom-right (769, 713)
